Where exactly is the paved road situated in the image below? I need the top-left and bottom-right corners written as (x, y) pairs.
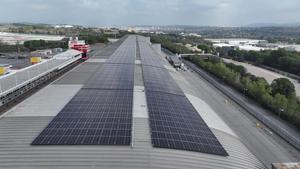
top-left (223, 58), bottom-right (300, 97)
top-left (160, 54), bottom-right (300, 168)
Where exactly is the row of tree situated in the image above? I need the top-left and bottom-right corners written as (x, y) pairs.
top-left (217, 48), bottom-right (300, 76)
top-left (0, 42), bottom-right (27, 53)
top-left (197, 44), bottom-right (213, 53)
top-left (11, 34), bottom-right (108, 52)
top-left (150, 35), bottom-right (191, 54)
top-left (0, 40), bottom-right (66, 53)
top-left (186, 56), bottom-right (300, 128)
top-left (78, 35), bottom-right (108, 44)
top-left (23, 40), bottom-right (68, 51)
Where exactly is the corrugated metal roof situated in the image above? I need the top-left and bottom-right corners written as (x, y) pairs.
top-left (0, 116), bottom-right (264, 169)
top-left (0, 35), bottom-right (266, 169)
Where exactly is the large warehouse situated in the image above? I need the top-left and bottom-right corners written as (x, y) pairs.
top-left (0, 35), bottom-right (265, 169)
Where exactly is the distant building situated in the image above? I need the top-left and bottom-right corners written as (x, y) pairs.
top-left (30, 49), bottom-right (52, 57)
top-left (54, 25), bottom-right (73, 28)
top-left (52, 48), bottom-right (63, 54)
top-left (0, 64), bottom-right (11, 76)
top-left (68, 37), bottom-right (85, 48)
top-left (283, 46), bottom-right (297, 51)
top-left (103, 30), bottom-right (119, 36)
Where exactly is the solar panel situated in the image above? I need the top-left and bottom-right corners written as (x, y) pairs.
top-left (106, 46), bottom-right (136, 64)
top-left (137, 36), bottom-right (227, 156)
top-left (137, 39), bottom-right (165, 68)
top-left (84, 64), bottom-right (134, 90)
top-left (142, 65), bottom-right (184, 96)
top-left (106, 56), bottom-right (135, 64)
top-left (146, 91), bottom-right (228, 156)
top-left (32, 89), bottom-right (132, 145)
top-left (32, 36), bottom-right (137, 146)
top-left (106, 36), bottom-right (136, 64)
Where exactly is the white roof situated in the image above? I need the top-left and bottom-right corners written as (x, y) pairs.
top-left (54, 49), bottom-right (82, 59)
top-left (213, 43), bottom-right (236, 47)
top-left (238, 45), bottom-right (263, 51)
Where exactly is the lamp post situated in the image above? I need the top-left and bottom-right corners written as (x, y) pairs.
top-left (279, 108), bottom-right (284, 117)
top-left (243, 88), bottom-right (248, 96)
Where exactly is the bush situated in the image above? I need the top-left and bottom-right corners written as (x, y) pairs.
top-left (218, 47), bottom-right (300, 76)
top-left (271, 78), bottom-right (296, 97)
top-left (150, 35), bottom-right (191, 54)
top-left (78, 35), bottom-right (108, 44)
top-left (24, 40), bottom-right (67, 51)
top-left (186, 55), bottom-right (300, 127)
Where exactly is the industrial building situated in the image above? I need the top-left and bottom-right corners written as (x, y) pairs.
top-left (0, 32), bottom-right (64, 45)
top-left (0, 49), bottom-right (82, 106)
top-left (0, 35), bottom-right (267, 168)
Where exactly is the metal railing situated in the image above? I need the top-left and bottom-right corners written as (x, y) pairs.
top-left (0, 51), bottom-right (81, 98)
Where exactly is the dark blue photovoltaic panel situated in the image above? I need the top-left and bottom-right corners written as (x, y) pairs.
top-left (137, 36), bottom-right (228, 156)
top-left (106, 36), bottom-right (136, 64)
top-left (83, 64), bottom-right (134, 90)
top-left (146, 91), bottom-right (228, 156)
top-left (32, 89), bottom-right (132, 145)
top-left (138, 38), bottom-right (164, 68)
top-left (32, 36), bottom-right (137, 146)
top-left (142, 65), bottom-right (184, 96)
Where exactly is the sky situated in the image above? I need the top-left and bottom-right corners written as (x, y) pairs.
top-left (0, 0), bottom-right (300, 27)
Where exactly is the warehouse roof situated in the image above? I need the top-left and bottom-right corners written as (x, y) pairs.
top-left (0, 35), bottom-right (265, 169)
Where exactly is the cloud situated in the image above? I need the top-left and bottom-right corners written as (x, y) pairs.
top-left (0, 0), bottom-right (299, 26)
top-left (30, 4), bottom-right (50, 10)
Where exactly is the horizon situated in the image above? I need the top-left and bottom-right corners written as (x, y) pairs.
top-left (1, 22), bottom-right (300, 28)
top-left (0, 0), bottom-right (300, 27)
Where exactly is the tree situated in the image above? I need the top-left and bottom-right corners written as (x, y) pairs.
top-left (187, 55), bottom-right (300, 127)
top-left (271, 78), bottom-right (295, 97)
top-left (261, 93), bottom-right (274, 108)
top-left (79, 35), bottom-right (108, 44)
top-left (23, 40), bottom-right (67, 51)
top-left (286, 97), bottom-right (299, 119)
top-left (226, 63), bottom-right (247, 75)
top-left (197, 44), bottom-right (211, 53)
top-left (273, 93), bottom-right (288, 115)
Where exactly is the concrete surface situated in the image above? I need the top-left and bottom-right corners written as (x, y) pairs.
top-left (186, 93), bottom-right (237, 137)
top-left (133, 86), bottom-right (148, 118)
top-left (4, 85), bottom-right (82, 117)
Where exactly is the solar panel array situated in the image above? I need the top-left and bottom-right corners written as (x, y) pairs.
top-left (138, 37), bottom-right (164, 68)
top-left (32, 90), bottom-right (132, 145)
top-left (146, 92), bottom-right (228, 155)
top-left (137, 36), bottom-right (228, 156)
top-left (142, 66), bottom-right (184, 95)
top-left (32, 36), bottom-right (136, 145)
top-left (84, 64), bottom-right (134, 90)
top-left (106, 36), bottom-right (136, 64)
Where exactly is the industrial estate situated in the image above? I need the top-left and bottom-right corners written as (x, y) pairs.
top-left (0, 22), bottom-right (299, 169)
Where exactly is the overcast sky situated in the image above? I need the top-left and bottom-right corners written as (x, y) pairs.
top-left (0, 0), bottom-right (299, 26)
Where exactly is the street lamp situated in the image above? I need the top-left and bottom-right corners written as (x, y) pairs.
top-left (279, 108), bottom-right (284, 117)
top-left (243, 88), bottom-right (248, 96)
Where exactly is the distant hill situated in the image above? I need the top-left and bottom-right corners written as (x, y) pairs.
top-left (244, 22), bottom-right (300, 27)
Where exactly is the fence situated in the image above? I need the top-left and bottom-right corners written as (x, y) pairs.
top-left (0, 51), bottom-right (81, 97)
